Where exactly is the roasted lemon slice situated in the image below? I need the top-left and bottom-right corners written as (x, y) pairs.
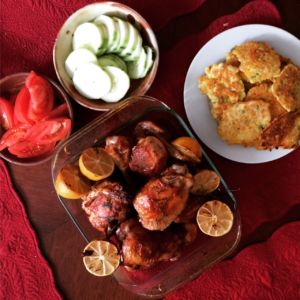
top-left (172, 136), bottom-right (202, 158)
top-left (197, 200), bottom-right (233, 237)
top-left (83, 240), bottom-right (120, 277)
top-left (191, 169), bottom-right (220, 195)
top-left (55, 164), bottom-right (91, 199)
top-left (79, 147), bottom-right (115, 181)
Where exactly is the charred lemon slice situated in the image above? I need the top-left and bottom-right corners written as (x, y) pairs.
top-left (79, 147), bottom-right (115, 181)
top-left (55, 164), bottom-right (91, 199)
top-left (197, 200), bottom-right (233, 237)
top-left (83, 240), bottom-right (120, 277)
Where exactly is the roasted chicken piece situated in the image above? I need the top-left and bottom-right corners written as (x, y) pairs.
top-left (133, 164), bottom-right (194, 231)
top-left (129, 136), bottom-right (168, 177)
top-left (134, 120), bottom-right (200, 163)
top-left (82, 180), bottom-right (131, 234)
top-left (105, 136), bottom-right (131, 172)
top-left (116, 219), bottom-right (197, 269)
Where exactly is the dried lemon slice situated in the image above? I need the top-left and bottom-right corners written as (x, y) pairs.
top-left (83, 240), bottom-right (120, 277)
top-left (79, 147), bottom-right (115, 181)
top-left (191, 169), bottom-right (220, 195)
top-left (197, 200), bottom-right (233, 237)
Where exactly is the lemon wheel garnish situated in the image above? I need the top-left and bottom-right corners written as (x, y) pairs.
top-left (172, 136), bottom-right (202, 158)
top-left (55, 164), bottom-right (91, 199)
top-left (197, 200), bottom-right (234, 237)
top-left (79, 147), bottom-right (115, 181)
top-left (191, 169), bottom-right (220, 195)
top-left (83, 240), bottom-right (120, 277)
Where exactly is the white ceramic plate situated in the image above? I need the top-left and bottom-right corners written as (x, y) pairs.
top-left (184, 24), bottom-right (300, 164)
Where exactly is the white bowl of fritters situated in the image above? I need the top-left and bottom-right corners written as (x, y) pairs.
top-left (184, 24), bottom-right (300, 163)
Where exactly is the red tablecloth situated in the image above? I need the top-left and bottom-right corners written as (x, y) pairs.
top-left (1, 0), bottom-right (300, 299)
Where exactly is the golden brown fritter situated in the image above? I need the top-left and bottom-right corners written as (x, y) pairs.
top-left (261, 110), bottom-right (300, 149)
top-left (272, 64), bottom-right (300, 112)
top-left (199, 63), bottom-right (245, 106)
top-left (246, 83), bottom-right (287, 119)
top-left (217, 100), bottom-right (271, 147)
top-left (231, 41), bottom-right (281, 83)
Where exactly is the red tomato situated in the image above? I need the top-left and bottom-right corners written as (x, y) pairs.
top-left (8, 141), bottom-right (56, 158)
top-left (26, 118), bottom-right (71, 144)
top-left (14, 87), bottom-right (33, 125)
top-left (0, 97), bottom-right (14, 130)
top-left (26, 71), bottom-right (54, 121)
top-left (0, 124), bottom-right (31, 151)
top-left (44, 103), bottom-right (69, 120)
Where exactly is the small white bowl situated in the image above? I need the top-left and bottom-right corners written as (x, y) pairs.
top-left (53, 1), bottom-right (159, 111)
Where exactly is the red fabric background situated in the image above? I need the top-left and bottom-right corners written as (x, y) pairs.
top-left (1, 0), bottom-right (300, 299)
top-left (0, 159), bottom-right (61, 300)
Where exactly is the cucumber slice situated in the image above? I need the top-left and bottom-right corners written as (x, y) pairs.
top-left (73, 62), bottom-right (111, 99)
top-left (123, 34), bottom-right (143, 62)
top-left (72, 22), bottom-right (105, 54)
top-left (113, 17), bottom-right (130, 53)
top-left (96, 24), bottom-right (109, 55)
top-left (94, 15), bottom-right (119, 53)
top-left (119, 23), bottom-right (140, 58)
top-left (101, 66), bottom-right (130, 102)
top-left (141, 46), bottom-right (154, 77)
top-left (98, 54), bottom-right (127, 72)
top-left (65, 48), bottom-right (97, 78)
top-left (127, 47), bottom-right (147, 79)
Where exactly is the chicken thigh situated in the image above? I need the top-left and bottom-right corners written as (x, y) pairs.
top-left (105, 136), bottom-right (131, 172)
top-left (129, 136), bottom-right (168, 177)
top-left (116, 219), bottom-right (197, 269)
top-left (133, 164), bottom-right (193, 230)
top-left (82, 180), bottom-right (131, 234)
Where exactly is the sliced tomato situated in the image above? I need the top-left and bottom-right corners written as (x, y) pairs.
top-left (14, 87), bottom-right (33, 125)
top-left (8, 141), bottom-right (56, 158)
top-left (26, 118), bottom-right (71, 145)
top-left (26, 71), bottom-right (54, 121)
top-left (0, 124), bottom-right (31, 151)
top-left (0, 97), bottom-right (14, 130)
top-left (44, 103), bottom-right (69, 120)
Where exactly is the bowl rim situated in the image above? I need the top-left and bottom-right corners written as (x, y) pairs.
top-left (53, 1), bottom-right (159, 111)
top-left (0, 72), bottom-right (74, 166)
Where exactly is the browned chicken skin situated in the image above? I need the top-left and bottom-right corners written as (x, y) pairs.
top-left (105, 136), bottom-right (131, 172)
top-left (129, 136), bottom-right (168, 177)
top-left (133, 164), bottom-right (194, 231)
top-left (82, 180), bottom-right (131, 234)
top-left (116, 219), bottom-right (197, 269)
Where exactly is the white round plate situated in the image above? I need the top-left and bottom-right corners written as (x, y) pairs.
top-left (184, 24), bottom-right (300, 164)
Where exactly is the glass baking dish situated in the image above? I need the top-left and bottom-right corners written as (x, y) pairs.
top-left (51, 96), bottom-right (241, 298)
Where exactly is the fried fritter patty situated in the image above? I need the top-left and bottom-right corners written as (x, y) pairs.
top-left (246, 83), bottom-right (287, 119)
top-left (217, 100), bottom-right (271, 147)
top-left (272, 64), bottom-right (300, 112)
top-left (199, 63), bottom-right (245, 105)
top-left (261, 111), bottom-right (300, 149)
top-left (231, 41), bottom-right (281, 83)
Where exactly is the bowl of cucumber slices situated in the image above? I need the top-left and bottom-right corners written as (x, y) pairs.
top-left (53, 1), bottom-right (159, 111)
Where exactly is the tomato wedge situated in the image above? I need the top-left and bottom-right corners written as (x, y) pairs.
top-left (0, 124), bottom-right (31, 151)
top-left (0, 97), bottom-right (14, 130)
top-left (14, 87), bottom-right (33, 125)
top-left (8, 141), bottom-right (56, 158)
top-left (25, 118), bottom-right (71, 145)
top-left (26, 71), bottom-right (54, 121)
top-left (44, 103), bottom-right (69, 120)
